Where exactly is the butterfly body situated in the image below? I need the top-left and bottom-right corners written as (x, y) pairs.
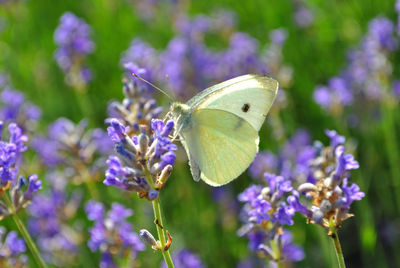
top-left (170, 74), bottom-right (278, 186)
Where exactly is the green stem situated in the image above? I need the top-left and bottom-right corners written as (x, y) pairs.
top-left (152, 197), bottom-right (174, 268)
top-left (275, 259), bottom-right (283, 268)
top-left (73, 88), bottom-right (94, 123)
top-left (80, 166), bottom-right (99, 200)
top-left (331, 230), bottom-right (346, 268)
top-left (3, 194), bottom-right (47, 268)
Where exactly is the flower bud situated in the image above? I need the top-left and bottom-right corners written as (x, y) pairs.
top-left (258, 244), bottom-right (274, 260)
top-left (261, 187), bottom-right (271, 199)
top-left (298, 183), bottom-right (317, 193)
top-left (138, 133), bottom-right (149, 154)
top-left (139, 229), bottom-right (157, 247)
top-left (312, 208), bottom-right (324, 224)
top-left (320, 199), bottom-right (332, 213)
top-left (158, 165), bottom-right (173, 185)
top-left (148, 190), bottom-right (159, 200)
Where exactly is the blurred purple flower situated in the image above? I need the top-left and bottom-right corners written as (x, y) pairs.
top-left (160, 249), bottom-right (205, 268)
top-left (54, 12), bottom-right (94, 86)
top-left (23, 174), bottom-right (42, 200)
top-left (28, 183), bottom-right (82, 265)
top-left (294, 7), bottom-right (314, 28)
top-left (392, 80), bottom-right (400, 98)
top-left (0, 86), bottom-right (42, 131)
top-left (280, 231), bottom-right (305, 261)
top-left (314, 14), bottom-right (398, 116)
top-left (269, 29), bottom-right (288, 45)
top-left (369, 17), bottom-right (398, 51)
top-left (32, 118), bottom-right (112, 174)
top-left (86, 201), bottom-right (145, 267)
top-left (0, 228), bottom-right (27, 266)
top-left (249, 151), bottom-right (278, 179)
top-left (238, 172), bottom-right (301, 264)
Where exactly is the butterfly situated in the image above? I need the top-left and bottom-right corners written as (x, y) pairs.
top-left (169, 74), bottom-right (278, 186)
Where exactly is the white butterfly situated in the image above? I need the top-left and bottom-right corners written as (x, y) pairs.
top-left (169, 74), bottom-right (278, 186)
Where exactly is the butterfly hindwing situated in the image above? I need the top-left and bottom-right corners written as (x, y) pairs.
top-left (180, 108), bottom-right (259, 186)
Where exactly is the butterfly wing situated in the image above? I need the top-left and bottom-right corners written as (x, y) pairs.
top-left (188, 74), bottom-right (279, 131)
top-left (180, 108), bottom-right (259, 186)
top-left (176, 74), bottom-right (278, 186)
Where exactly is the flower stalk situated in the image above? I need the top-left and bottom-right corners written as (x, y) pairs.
top-left (330, 229), bottom-right (346, 268)
top-left (2, 193), bottom-right (47, 268)
top-left (152, 197), bottom-right (174, 268)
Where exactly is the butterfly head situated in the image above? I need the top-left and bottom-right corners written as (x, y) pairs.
top-left (169, 102), bottom-right (192, 133)
top-left (170, 102), bottom-right (191, 117)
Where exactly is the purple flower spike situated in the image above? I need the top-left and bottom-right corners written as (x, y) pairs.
top-left (238, 171), bottom-right (301, 264)
top-left (269, 28), bottom-right (288, 45)
top-left (86, 201), bottom-right (144, 267)
top-left (0, 228), bottom-right (27, 266)
top-left (23, 174), bottom-right (42, 200)
top-left (86, 200), bottom-right (105, 221)
top-left (0, 122), bottom-right (29, 186)
top-left (290, 129), bottom-right (362, 229)
top-left (54, 12), bottom-right (95, 86)
top-left (5, 231), bottom-right (26, 255)
top-left (104, 117), bottom-right (176, 197)
top-left (0, 86), bottom-right (41, 131)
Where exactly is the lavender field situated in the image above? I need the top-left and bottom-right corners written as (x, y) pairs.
top-left (0, 0), bottom-right (399, 267)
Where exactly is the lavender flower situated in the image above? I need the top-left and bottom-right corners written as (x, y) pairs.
top-left (32, 118), bottom-right (112, 184)
top-left (237, 172), bottom-right (303, 266)
top-left (160, 249), bottom-right (205, 268)
top-left (287, 130), bottom-right (364, 229)
top-left (249, 151), bottom-right (278, 180)
top-left (28, 172), bottom-right (82, 265)
top-left (129, 0), bottom-right (180, 22)
top-left (104, 118), bottom-right (176, 200)
top-left (392, 79), bottom-right (400, 98)
top-left (0, 122), bottom-right (27, 186)
top-left (54, 12), bottom-right (94, 88)
top-left (86, 201), bottom-right (145, 267)
top-left (0, 82), bottom-right (42, 132)
top-left (120, 39), bottom-right (158, 91)
top-left (314, 13), bottom-right (398, 120)
top-left (249, 129), bottom-right (317, 186)
top-left (0, 228), bottom-right (27, 267)
top-left (121, 10), bottom-right (292, 102)
top-left (292, 0), bottom-right (314, 28)
top-left (0, 122), bottom-right (41, 219)
top-left (107, 76), bottom-right (163, 137)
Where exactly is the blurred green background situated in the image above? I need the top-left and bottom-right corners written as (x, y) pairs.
top-left (1, 0), bottom-right (399, 267)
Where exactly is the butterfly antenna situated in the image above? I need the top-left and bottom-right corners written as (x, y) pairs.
top-left (132, 73), bottom-right (174, 101)
top-left (165, 74), bottom-right (178, 101)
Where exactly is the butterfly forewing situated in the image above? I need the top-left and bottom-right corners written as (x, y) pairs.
top-left (190, 74), bottom-right (278, 131)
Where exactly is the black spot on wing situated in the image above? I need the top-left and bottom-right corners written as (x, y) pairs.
top-left (242, 103), bottom-right (250, 112)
